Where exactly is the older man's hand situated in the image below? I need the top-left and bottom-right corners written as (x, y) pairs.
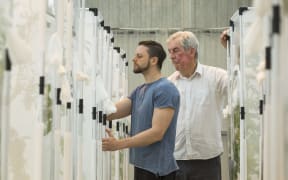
top-left (220, 29), bottom-right (229, 49)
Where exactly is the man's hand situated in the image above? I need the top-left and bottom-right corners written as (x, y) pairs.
top-left (220, 29), bottom-right (229, 49)
top-left (102, 128), bottom-right (120, 151)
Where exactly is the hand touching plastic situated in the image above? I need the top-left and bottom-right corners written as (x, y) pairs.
top-left (102, 128), bottom-right (121, 151)
top-left (220, 29), bottom-right (229, 49)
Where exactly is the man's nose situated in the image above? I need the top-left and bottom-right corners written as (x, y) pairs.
top-left (169, 53), bottom-right (175, 60)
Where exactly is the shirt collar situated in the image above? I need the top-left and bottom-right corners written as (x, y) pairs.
top-left (176, 62), bottom-right (203, 80)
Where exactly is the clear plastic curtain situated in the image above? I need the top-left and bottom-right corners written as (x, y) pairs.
top-left (0, 1), bottom-right (135, 180)
top-left (283, 10), bottom-right (288, 180)
top-left (229, 7), bottom-right (264, 180)
top-left (0, 1), bottom-right (11, 179)
top-left (227, 2), bottom-right (288, 179)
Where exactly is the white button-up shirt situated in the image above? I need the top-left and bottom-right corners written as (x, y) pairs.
top-left (168, 63), bottom-right (228, 160)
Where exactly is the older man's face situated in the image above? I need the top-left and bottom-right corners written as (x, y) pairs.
top-left (167, 40), bottom-right (195, 73)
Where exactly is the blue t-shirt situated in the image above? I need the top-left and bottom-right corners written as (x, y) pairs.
top-left (128, 77), bottom-right (180, 176)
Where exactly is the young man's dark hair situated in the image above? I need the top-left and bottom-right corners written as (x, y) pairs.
top-left (138, 40), bottom-right (166, 70)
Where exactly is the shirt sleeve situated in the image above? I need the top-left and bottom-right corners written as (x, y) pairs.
top-left (153, 84), bottom-right (180, 110)
top-left (216, 68), bottom-right (228, 96)
top-left (215, 68), bottom-right (228, 106)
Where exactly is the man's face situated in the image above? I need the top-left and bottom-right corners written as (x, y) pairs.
top-left (132, 45), bottom-right (151, 74)
top-left (167, 40), bottom-right (194, 72)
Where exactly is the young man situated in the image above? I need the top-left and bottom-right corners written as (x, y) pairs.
top-left (167, 31), bottom-right (228, 180)
top-left (102, 40), bottom-right (180, 180)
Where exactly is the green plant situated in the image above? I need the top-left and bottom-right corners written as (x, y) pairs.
top-left (233, 105), bottom-right (240, 180)
top-left (44, 84), bottom-right (53, 135)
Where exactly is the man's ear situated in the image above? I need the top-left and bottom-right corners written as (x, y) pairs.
top-left (188, 48), bottom-right (197, 59)
top-left (190, 48), bottom-right (196, 55)
top-left (150, 56), bottom-right (158, 65)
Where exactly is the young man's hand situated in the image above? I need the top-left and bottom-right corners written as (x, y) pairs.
top-left (102, 128), bottom-right (119, 151)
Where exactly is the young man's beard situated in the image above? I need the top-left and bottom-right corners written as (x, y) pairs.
top-left (133, 61), bottom-right (150, 74)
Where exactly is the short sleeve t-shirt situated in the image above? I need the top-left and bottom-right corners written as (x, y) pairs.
top-left (128, 77), bottom-right (180, 176)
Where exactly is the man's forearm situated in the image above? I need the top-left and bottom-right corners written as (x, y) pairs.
top-left (107, 98), bottom-right (131, 120)
top-left (119, 128), bottom-right (163, 150)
